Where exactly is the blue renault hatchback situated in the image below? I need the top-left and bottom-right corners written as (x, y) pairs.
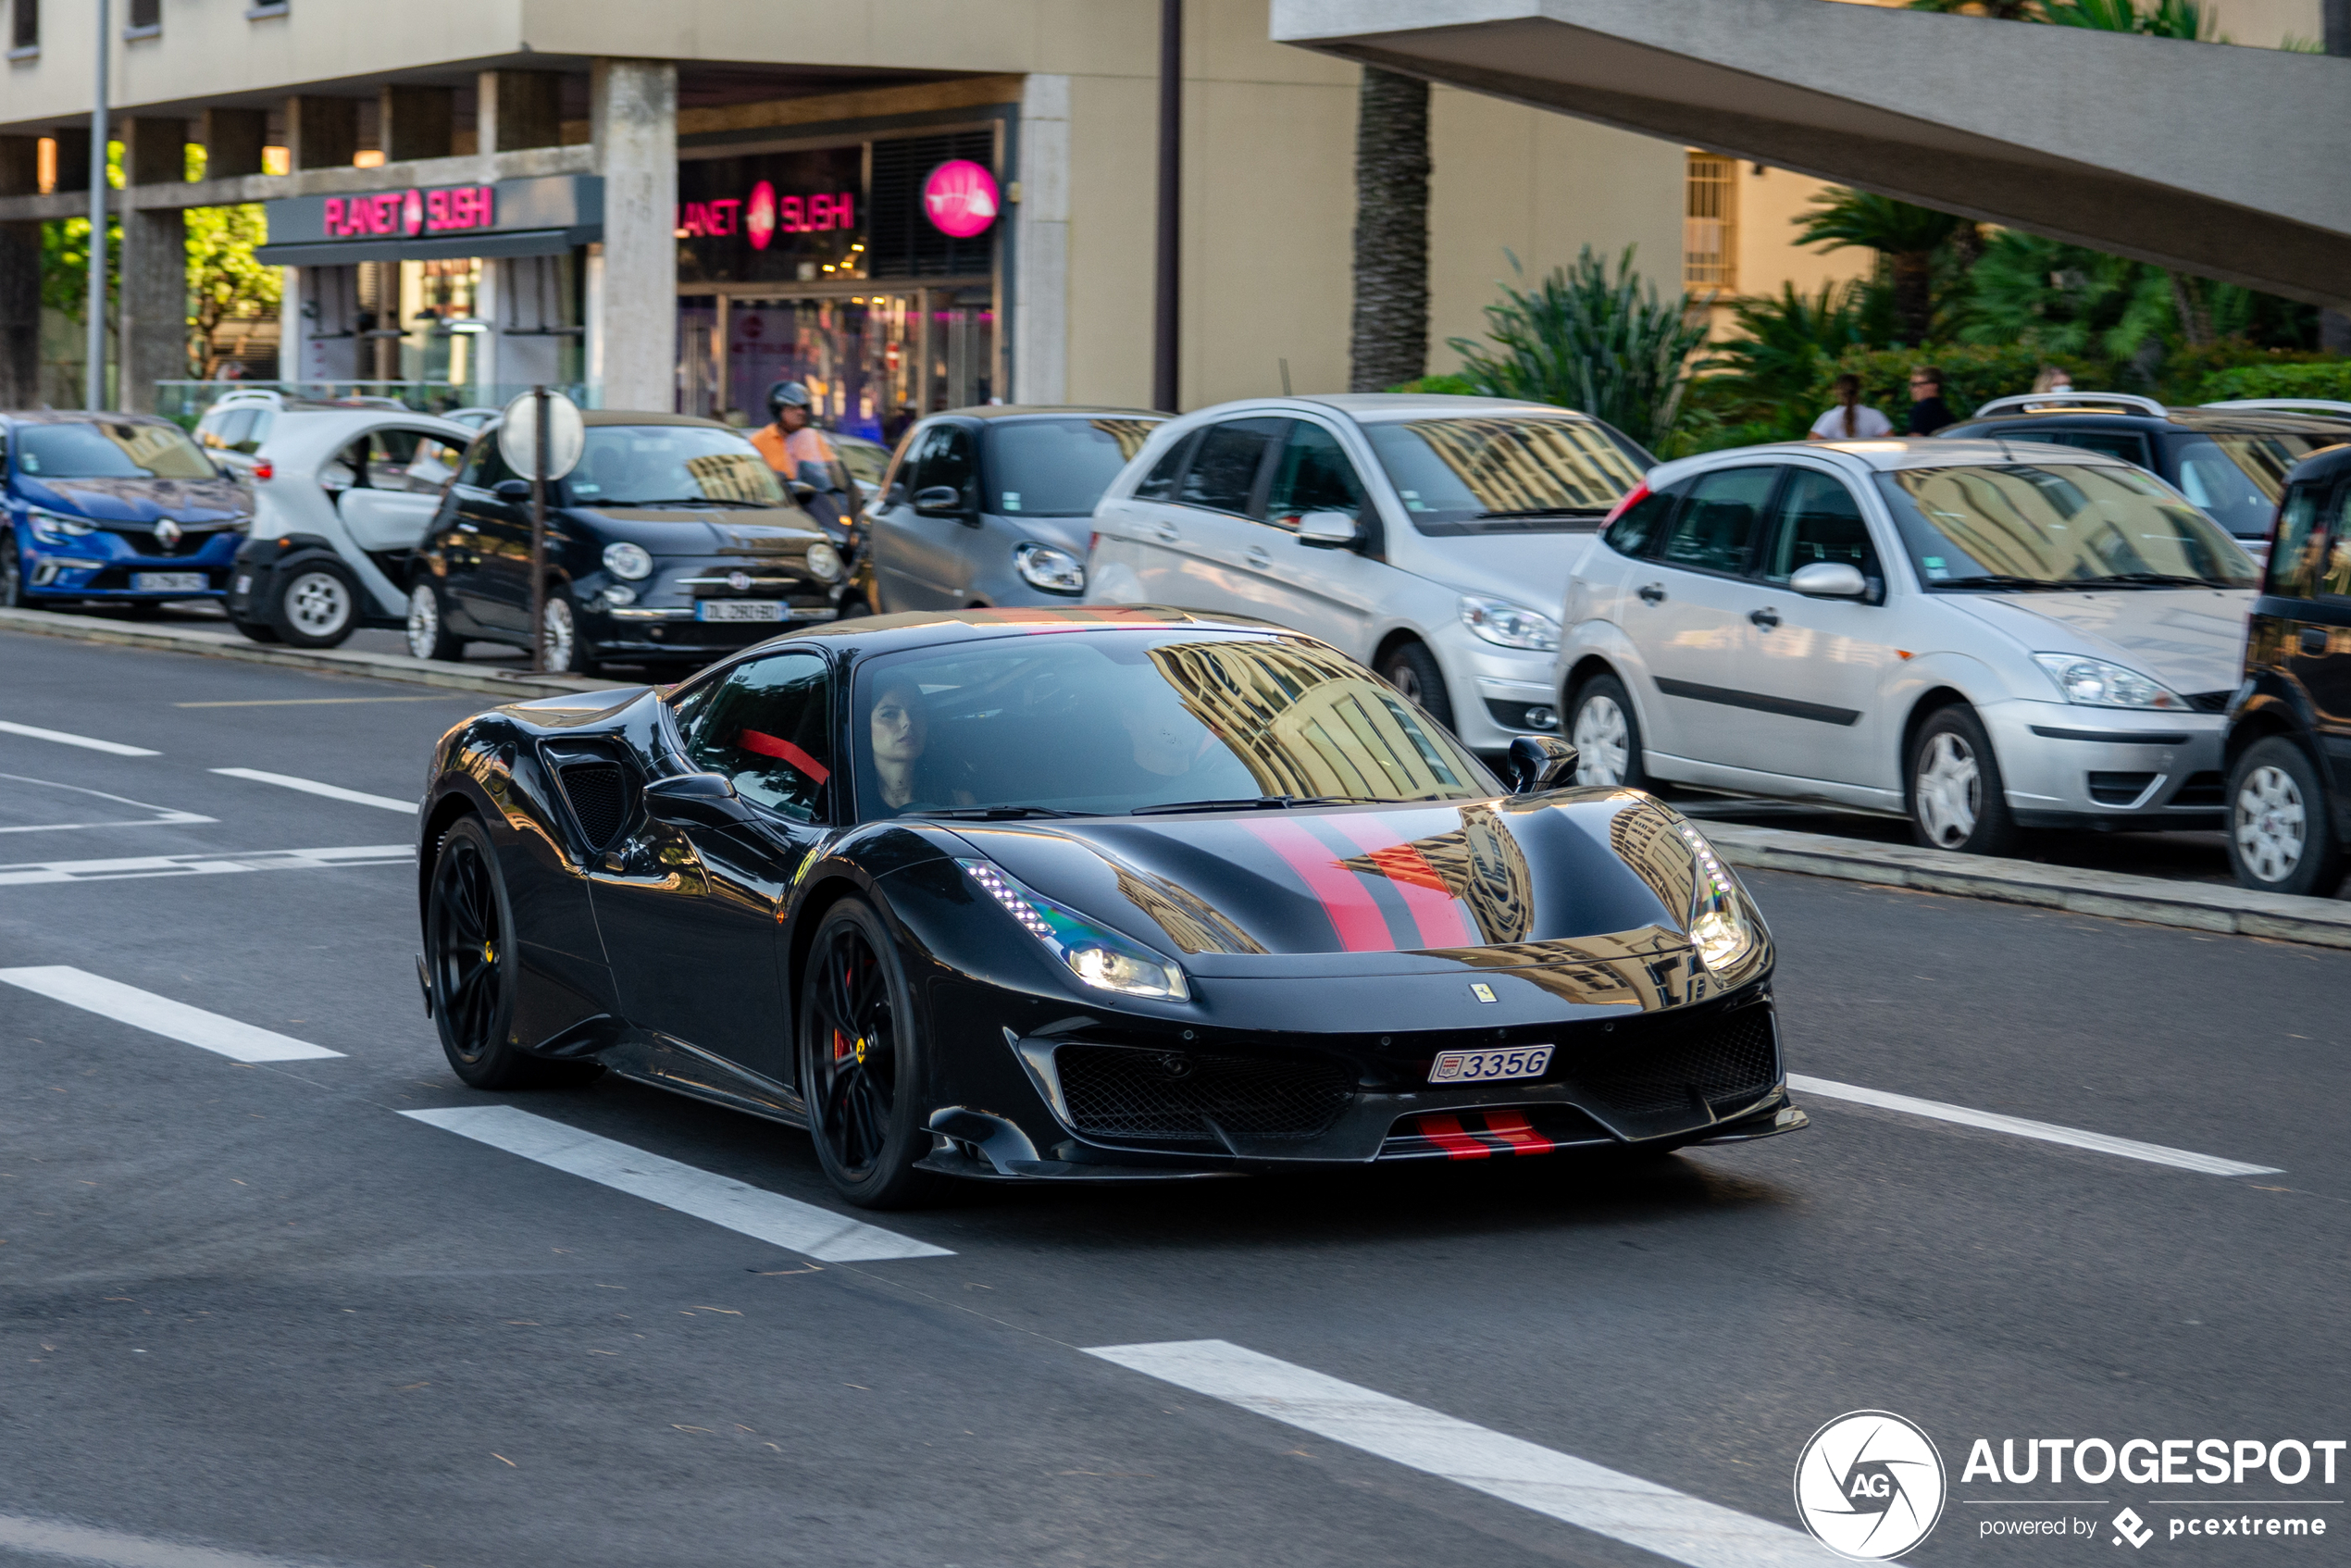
top-left (1, 413), bottom-right (250, 610)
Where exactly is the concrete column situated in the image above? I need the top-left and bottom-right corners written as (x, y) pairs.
top-left (0, 139), bottom-right (37, 407)
top-left (115, 118), bottom-right (190, 412)
top-left (589, 58), bottom-right (675, 411)
top-left (199, 108), bottom-right (269, 179)
top-left (1014, 74), bottom-right (1070, 406)
top-left (380, 85), bottom-right (454, 164)
top-left (280, 265), bottom-right (305, 383)
top-left (480, 70), bottom-right (563, 153)
top-left (286, 96), bottom-right (359, 170)
top-left (122, 117), bottom-right (186, 188)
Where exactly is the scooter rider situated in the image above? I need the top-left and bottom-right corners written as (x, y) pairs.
top-left (751, 380), bottom-right (859, 535)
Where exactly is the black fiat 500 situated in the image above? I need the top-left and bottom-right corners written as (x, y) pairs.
top-left (415, 606), bottom-right (1803, 1209)
top-left (405, 411), bottom-right (844, 675)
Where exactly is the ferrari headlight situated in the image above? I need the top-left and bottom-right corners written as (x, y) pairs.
top-left (803, 541), bottom-right (844, 583)
top-left (1675, 822), bottom-right (1756, 975)
top-left (602, 541), bottom-right (653, 580)
top-left (1014, 541), bottom-right (1086, 594)
top-left (2031, 653), bottom-right (2183, 710)
top-left (28, 510), bottom-right (96, 544)
top-left (958, 857), bottom-right (1188, 1001)
top-left (1459, 595), bottom-right (1561, 652)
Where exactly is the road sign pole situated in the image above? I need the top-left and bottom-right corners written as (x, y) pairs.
top-left (530, 384), bottom-right (549, 674)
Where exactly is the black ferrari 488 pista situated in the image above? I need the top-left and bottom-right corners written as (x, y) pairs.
top-left (415, 607), bottom-right (1805, 1207)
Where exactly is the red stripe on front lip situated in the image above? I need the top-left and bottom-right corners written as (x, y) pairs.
top-left (736, 728), bottom-right (831, 784)
top-left (1244, 818), bottom-right (1396, 952)
top-left (1480, 1109), bottom-right (1553, 1154)
top-left (1321, 814), bottom-right (1477, 949)
top-left (1414, 1114), bottom-right (1491, 1161)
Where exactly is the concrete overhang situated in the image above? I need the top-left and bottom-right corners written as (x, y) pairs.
top-left (1272, 0), bottom-right (2351, 308)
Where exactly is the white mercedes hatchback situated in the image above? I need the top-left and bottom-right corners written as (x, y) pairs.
top-left (1084, 394), bottom-right (1651, 753)
top-left (1552, 438), bottom-right (2259, 853)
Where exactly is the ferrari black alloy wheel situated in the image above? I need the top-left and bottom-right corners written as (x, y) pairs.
top-left (429, 815), bottom-right (593, 1089)
top-left (799, 899), bottom-right (943, 1209)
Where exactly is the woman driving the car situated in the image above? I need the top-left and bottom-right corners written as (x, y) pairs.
top-left (867, 679), bottom-right (976, 814)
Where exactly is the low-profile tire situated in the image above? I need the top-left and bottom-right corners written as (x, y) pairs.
top-left (405, 579), bottom-right (465, 662)
top-left (799, 897), bottom-right (948, 1210)
top-left (426, 815), bottom-right (600, 1089)
top-left (2228, 735), bottom-right (2346, 897)
top-left (1568, 672), bottom-right (1648, 790)
top-left (275, 559), bottom-right (360, 648)
top-left (231, 616), bottom-right (281, 644)
top-left (1907, 704), bottom-right (2019, 856)
top-left (1378, 640), bottom-right (1456, 732)
top-left (0, 529), bottom-right (23, 608)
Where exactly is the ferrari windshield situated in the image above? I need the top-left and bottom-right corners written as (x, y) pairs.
top-left (1876, 463), bottom-right (2258, 589)
top-left (566, 426), bottom-right (786, 507)
top-left (18, 420), bottom-right (218, 480)
top-left (852, 628), bottom-right (1496, 820)
top-left (1363, 415), bottom-right (1648, 534)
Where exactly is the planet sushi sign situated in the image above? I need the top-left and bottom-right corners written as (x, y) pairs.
top-left (922, 160), bottom-right (1000, 238)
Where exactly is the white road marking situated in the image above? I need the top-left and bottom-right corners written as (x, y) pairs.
top-left (0, 966), bottom-right (343, 1062)
top-left (208, 767), bottom-right (417, 814)
top-left (0, 844), bottom-right (408, 887)
top-left (401, 1105), bottom-right (952, 1263)
top-left (1786, 1075), bottom-right (2282, 1177)
top-left (1086, 1340), bottom-right (1831, 1568)
top-left (0, 772), bottom-right (214, 835)
top-left (0, 719), bottom-right (160, 755)
top-left (0, 1509), bottom-right (336, 1568)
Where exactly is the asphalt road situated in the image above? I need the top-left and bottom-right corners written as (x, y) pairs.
top-left (3, 630), bottom-right (2345, 1568)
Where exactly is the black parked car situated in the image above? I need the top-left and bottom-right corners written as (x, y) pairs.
top-left (406, 412), bottom-right (845, 675)
top-left (2224, 442), bottom-right (2351, 896)
top-left (415, 607), bottom-right (1803, 1208)
top-left (1937, 392), bottom-right (2351, 559)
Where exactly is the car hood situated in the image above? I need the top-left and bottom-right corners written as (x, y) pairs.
top-left (566, 506), bottom-right (827, 555)
top-left (1407, 529), bottom-right (1599, 608)
top-left (20, 474), bottom-right (249, 524)
top-left (938, 791), bottom-right (1740, 979)
top-left (1948, 589), bottom-right (2253, 695)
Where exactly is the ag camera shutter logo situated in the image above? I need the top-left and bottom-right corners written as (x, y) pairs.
top-left (1794, 1411), bottom-right (1947, 1560)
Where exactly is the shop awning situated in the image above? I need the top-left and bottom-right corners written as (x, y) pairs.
top-left (255, 225), bottom-right (599, 267)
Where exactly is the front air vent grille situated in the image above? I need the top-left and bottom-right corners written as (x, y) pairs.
top-left (2184, 691), bottom-right (2233, 714)
top-left (1570, 1006), bottom-right (1778, 1123)
top-left (2171, 770), bottom-right (2225, 807)
top-left (2088, 771), bottom-right (2158, 805)
top-left (557, 762), bottom-right (628, 849)
top-left (1055, 1043), bottom-right (1353, 1143)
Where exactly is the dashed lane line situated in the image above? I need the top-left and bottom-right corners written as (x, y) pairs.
top-left (1087, 1340), bottom-right (1833, 1568)
top-left (0, 966), bottom-right (344, 1062)
top-left (0, 844), bottom-right (409, 887)
top-left (0, 719), bottom-right (160, 755)
top-left (0, 1510), bottom-right (338, 1568)
top-left (208, 768), bottom-right (417, 814)
top-left (1787, 1075), bottom-right (2282, 1177)
top-left (402, 1105), bottom-right (952, 1263)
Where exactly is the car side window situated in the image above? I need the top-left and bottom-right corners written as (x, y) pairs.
top-left (322, 436), bottom-right (367, 492)
top-left (1660, 467), bottom-right (1779, 577)
top-left (2321, 489), bottom-right (2351, 603)
top-left (1601, 480), bottom-right (1683, 558)
top-left (2039, 429), bottom-right (2151, 467)
top-left (1261, 421), bottom-right (1366, 528)
top-left (1133, 430), bottom-right (1198, 502)
top-left (1177, 417), bottom-right (1286, 516)
top-left (2267, 482), bottom-right (2329, 599)
top-left (679, 651), bottom-right (833, 822)
top-left (924, 425), bottom-right (977, 508)
top-left (377, 428), bottom-right (461, 493)
top-left (1763, 469), bottom-right (1880, 588)
top-left (457, 432), bottom-right (517, 490)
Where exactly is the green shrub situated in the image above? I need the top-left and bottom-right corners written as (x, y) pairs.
top-left (1387, 373), bottom-right (1479, 396)
top-left (2194, 360), bottom-right (2351, 405)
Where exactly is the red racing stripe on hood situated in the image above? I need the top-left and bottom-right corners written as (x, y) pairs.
top-left (1321, 813), bottom-right (1476, 950)
top-left (1243, 818), bottom-right (1396, 952)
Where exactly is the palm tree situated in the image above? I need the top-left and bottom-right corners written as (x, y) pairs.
top-left (1794, 190), bottom-right (1961, 347)
top-left (1350, 67), bottom-right (1431, 392)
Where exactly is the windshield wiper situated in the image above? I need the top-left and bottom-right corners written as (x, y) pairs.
top-left (1128, 795), bottom-right (1352, 815)
top-left (613, 497), bottom-right (771, 509)
top-left (909, 805), bottom-right (1098, 820)
top-left (1472, 506), bottom-right (1608, 520)
top-left (2074, 572), bottom-right (2233, 590)
top-left (1926, 574), bottom-right (2076, 591)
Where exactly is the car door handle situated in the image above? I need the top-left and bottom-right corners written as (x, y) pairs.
top-left (1155, 523), bottom-right (1181, 543)
top-left (1246, 546), bottom-right (1272, 568)
top-left (1637, 583), bottom-right (1667, 605)
top-left (2301, 627), bottom-right (2329, 656)
top-left (457, 522), bottom-right (479, 533)
top-left (1749, 607), bottom-right (1781, 629)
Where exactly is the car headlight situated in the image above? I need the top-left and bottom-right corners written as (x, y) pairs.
top-left (2031, 653), bottom-right (2185, 710)
top-left (27, 510), bottom-right (96, 544)
top-left (958, 858), bottom-right (1188, 1001)
top-left (1459, 595), bottom-right (1561, 652)
top-left (602, 541), bottom-right (653, 580)
top-left (804, 541), bottom-right (844, 583)
top-left (1014, 541), bottom-right (1086, 594)
top-left (1675, 822), bottom-right (1758, 975)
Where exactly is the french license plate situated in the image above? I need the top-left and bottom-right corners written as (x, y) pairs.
top-left (1428, 1045), bottom-right (1553, 1085)
top-left (132, 572), bottom-right (208, 593)
top-left (697, 600), bottom-right (784, 623)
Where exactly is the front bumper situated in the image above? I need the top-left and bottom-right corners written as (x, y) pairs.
top-left (1980, 699), bottom-right (2228, 829)
top-left (1430, 630), bottom-right (1561, 750)
top-left (25, 539), bottom-right (236, 600)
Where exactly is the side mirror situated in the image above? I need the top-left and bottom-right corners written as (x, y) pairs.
top-left (491, 479), bottom-right (533, 504)
top-left (1506, 734), bottom-right (1579, 794)
top-left (913, 484), bottom-right (969, 519)
top-left (1297, 510), bottom-right (1362, 549)
top-left (1789, 560), bottom-right (1869, 599)
top-left (643, 770), bottom-right (750, 828)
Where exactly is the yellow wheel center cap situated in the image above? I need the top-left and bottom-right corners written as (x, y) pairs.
top-left (854, 1036), bottom-right (867, 1065)
top-left (481, 941), bottom-right (495, 964)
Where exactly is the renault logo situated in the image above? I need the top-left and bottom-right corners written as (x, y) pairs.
top-left (155, 518), bottom-right (182, 549)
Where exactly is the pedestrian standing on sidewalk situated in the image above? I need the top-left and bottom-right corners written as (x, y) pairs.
top-left (1808, 374), bottom-right (1893, 441)
top-left (1907, 366), bottom-right (1955, 435)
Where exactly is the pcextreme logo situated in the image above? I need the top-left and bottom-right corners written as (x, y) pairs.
top-left (1794, 1411), bottom-right (1949, 1561)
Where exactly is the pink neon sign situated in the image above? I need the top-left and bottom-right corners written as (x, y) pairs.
top-left (677, 183), bottom-right (856, 250)
top-left (921, 159), bottom-right (998, 239)
top-left (323, 185), bottom-right (494, 238)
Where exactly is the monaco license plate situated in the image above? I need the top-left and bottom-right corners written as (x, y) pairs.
top-left (697, 600), bottom-right (785, 623)
top-left (132, 572), bottom-right (207, 594)
top-left (1428, 1045), bottom-right (1553, 1085)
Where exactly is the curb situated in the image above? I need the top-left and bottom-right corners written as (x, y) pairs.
top-left (0, 606), bottom-right (615, 703)
top-left (1703, 821), bottom-right (2351, 951)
